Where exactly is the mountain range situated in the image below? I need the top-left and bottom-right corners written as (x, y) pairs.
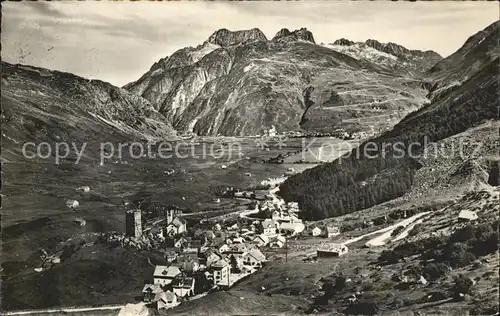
top-left (123, 27), bottom-right (441, 136)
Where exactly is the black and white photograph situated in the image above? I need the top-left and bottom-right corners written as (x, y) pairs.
top-left (0, 1), bottom-right (499, 315)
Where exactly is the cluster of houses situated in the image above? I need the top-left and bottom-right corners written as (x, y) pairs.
top-left (138, 214), bottom-right (276, 310)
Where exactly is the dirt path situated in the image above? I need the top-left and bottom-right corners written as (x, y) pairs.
top-left (364, 211), bottom-right (430, 247)
top-left (3, 305), bottom-right (123, 315)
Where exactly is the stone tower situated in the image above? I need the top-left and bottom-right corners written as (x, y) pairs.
top-left (166, 209), bottom-right (175, 225)
top-left (125, 209), bottom-right (142, 238)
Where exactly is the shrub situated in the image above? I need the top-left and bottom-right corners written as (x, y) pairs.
top-left (379, 250), bottom-right (402, 264)
top-left (361, 280), bottom-right (374, 291)
top-left (345, 301), bottom-right (379, 315)
top-left (333, 274), bottom-right (347, 291)
top-left (451, 274), bottom-right (474, 297)
top-left (443, 242), bottom-right (476, 267)
top-left (470, 301), bottom-right (499, 315)
top-left (422, 262), bottom-right (451, 280)
top-left (391, 226), bottom-right (405, 237)
top-left (408, 223), bottom-right (424, 237)
top-left (425, 290), bottom-right (448, 302)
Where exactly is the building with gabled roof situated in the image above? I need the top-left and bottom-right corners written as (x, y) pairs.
top-left (172, 276), bottom-right (195, 297)
top-left (325, 226), bottom-right (340, 238)
top-left (262, 219), bottom-right (278, 235)
top-left (458, 210), bottom-right (478, 222)
top-left (243, 248), bottom-right (266, 268)
top-left (153, 265), bottom-right (181, 286)
top-left (317, 244), bottom-right (348, 257)
top-left (312, 227), bottom-right (322, 237)
top-left (157, 290), bottom-right (179, 310)
top-left (142, 284), bottom-right (163, 303)
top-left (279, 222), bottom-right (305, 235)
top-left (166, 217), bottom-right (187, 236)
top-left (211, 259), bottom-right (230, 286)
top-left (253, 234), bottom-right (270, 247)
top-left (270, 235), bottom-right (286, 248)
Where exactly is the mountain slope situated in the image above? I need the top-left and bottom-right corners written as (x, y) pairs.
top-left (1, 62), bottom-right (176, 162)
top-left (426, 20), bottom-right (500, 100)
top-left (125, 28), bottom-right (431, 136)
top-left (279, 21), bottom-right (499, 220)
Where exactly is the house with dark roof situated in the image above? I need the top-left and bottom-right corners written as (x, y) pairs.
top-left (325, 226), bottom-right (340, 238)
top-left (252, 234), bottom-right (270, 247)
top-left (270, 235), bottom-right (286, 248)
top-left (142, 284), bottom-right (163, 303)
top-left (172, 276), bottom-right (195, 297)
top-left (210, 259), bottom-right (230, 286)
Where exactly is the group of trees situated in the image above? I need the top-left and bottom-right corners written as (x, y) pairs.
top-left (379, 220), bottom-right (499, 277)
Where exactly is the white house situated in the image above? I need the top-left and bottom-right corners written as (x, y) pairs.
top-left (458, 210), bottom-right (478, 222)
top-left (325, 226), bottom-right (340, 238)
top-left (172, 277), bottom-right (195, 297)
top-left (174, 237), bottom-right (188, 249)
top-left (211, 260), bottom-right (230, 286)
top-left (66, 199), bottom-right (79, 209)
top-left (243, 249), bottom-right (266, 268)
top-left (142, 284), bottom-right (163, 303)
top-left (213, 223), bottom-right (222, 231)
top-left (153, 265), bottom-right (181, 286)
top-left (317, 244), bottom-right (349, 257)
top-left (279, 222), bottom-right (305, 235)
top-left (270, 235), bottom-right (286, 248)
top-left (157, 290), bottom-right (179, 310)
top-left (287, 202), bottom-right (299, 210)
top-left (166, 217), bottom-right (187, 236)
top-left (262, 219), bottom-right (278, 235)
top-left (76, 186), bottom-right (90, 193)
top-left (253, 234), bottom-right (270, 247)
top-left (218, 243), bottom-right (230, 253)
top-left (312, 227), bottom-right (322, 237)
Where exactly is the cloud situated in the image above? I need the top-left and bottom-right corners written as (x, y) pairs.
top-left (1, 1), bottom-right (498, 86)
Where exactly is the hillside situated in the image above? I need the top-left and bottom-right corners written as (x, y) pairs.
top-left (1, 61), bottom-right (176, 163)
top-left (124, 27), bottom-right (434, 136)
top-left (279, 21), bottom-right (499, 220)
top-left (426, 21), bottom-right (500, 100)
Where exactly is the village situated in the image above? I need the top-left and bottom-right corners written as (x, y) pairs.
top-left (55, 167), bottom-right (484, 315)
top-left (116, 176), bottom-right (348, 312)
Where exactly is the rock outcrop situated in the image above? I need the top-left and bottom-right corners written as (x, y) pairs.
top-left (272, 27), bottom-right (316, 44)
top-left (207, 28), bottom-right (268, 47)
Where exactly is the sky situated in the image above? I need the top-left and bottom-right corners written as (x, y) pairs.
top-left (2, 1), bottom-right (498, 86)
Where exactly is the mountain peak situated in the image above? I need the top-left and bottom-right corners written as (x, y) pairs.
top-left (272, 27), bottom-right (316, 44)
top-left (364, 39), bottom-right (441, 60)
top-left (332, 38), bottom-right (355, 46)
top-left (206, 28), bottom-right (267, 47)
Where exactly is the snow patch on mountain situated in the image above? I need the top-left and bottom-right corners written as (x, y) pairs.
top-left (189, 42), bottom-right (221, 64)
top-left (244, 63), bottom-right (256, 73)
top-left (324, 43), bottom-right (398, 65)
